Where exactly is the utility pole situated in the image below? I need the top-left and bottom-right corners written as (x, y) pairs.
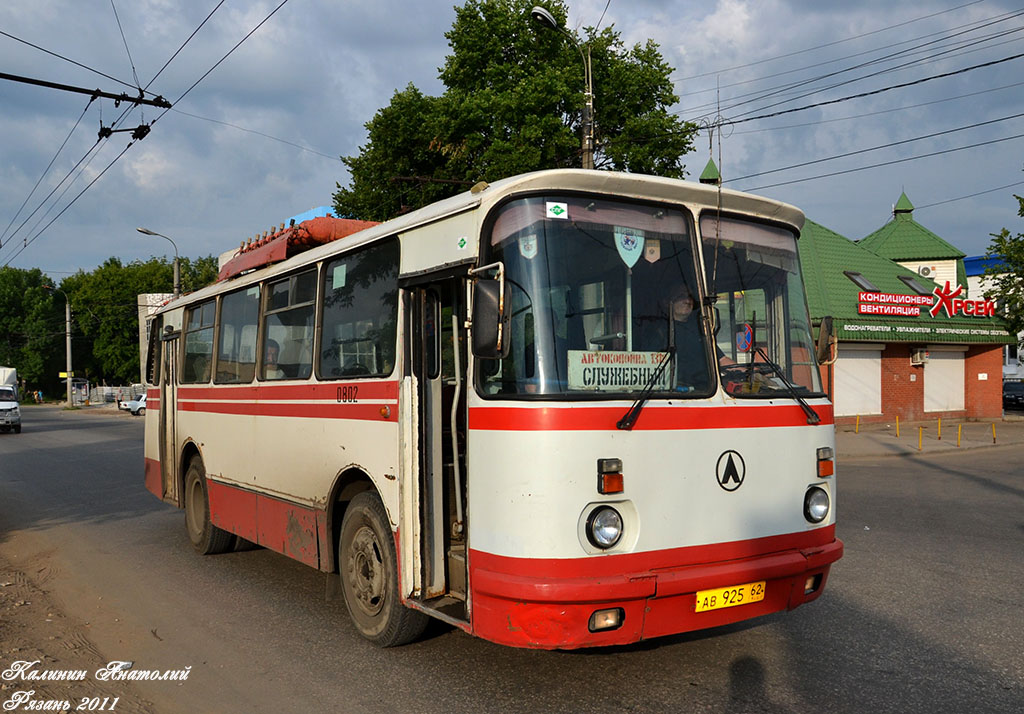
top-left (44, 286), bottom-right (72, 406)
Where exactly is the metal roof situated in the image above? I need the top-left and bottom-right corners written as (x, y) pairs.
top-left (858, 192), bottom-right (965, 261)
top-left (798, 219), bottom-right (1014, 345)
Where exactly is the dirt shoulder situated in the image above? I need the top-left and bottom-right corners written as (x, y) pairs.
top-left (1, 554), bottom-right (156, 713)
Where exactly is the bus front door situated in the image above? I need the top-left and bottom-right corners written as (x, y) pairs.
top-left (160, 332), bottom-right (179, 504)
top-left (406, 280), bottom-right (468, 617)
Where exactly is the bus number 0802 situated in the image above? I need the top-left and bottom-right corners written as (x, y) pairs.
top-left (337, 386), bottom-right (358, 403)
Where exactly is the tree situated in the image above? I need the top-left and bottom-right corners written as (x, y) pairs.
top-left (61, 255), bottom-right (220, 383)
top-left (0, 266), bottom-right (64, 392)
top-left (334, 0), bottom-right (697, 221)
top-left (984, 193), bottom-right (1024, 345)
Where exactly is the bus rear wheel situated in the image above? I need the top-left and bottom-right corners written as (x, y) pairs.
top-left (339, 492), bottom-right (428, 647)
top-left (184, 456), bottom-right (235, 555)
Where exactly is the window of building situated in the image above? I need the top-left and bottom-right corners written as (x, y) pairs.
top-left (898, 275), bottom-right (934, 296)
top-left (843, 271), bottom-right (879, 292)
top-left (183, 300), bottom-right (215, 383)
top-left (263, 269), bottom-right (316, 380)
top-left (216, 286), bottom-right (260, 383)
top-left (320, 239), bottom-right (400, 378)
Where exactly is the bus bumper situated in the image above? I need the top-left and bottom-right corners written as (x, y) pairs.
top-left (468, 535), bottom-right (843, 649)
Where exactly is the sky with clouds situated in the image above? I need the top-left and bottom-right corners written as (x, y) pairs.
top-left (1, 0), bottom-right (1022, 279)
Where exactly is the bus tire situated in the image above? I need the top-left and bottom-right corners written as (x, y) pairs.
top-left (184, 456), bottom-right (235, 555)
top-left (339, 491), bottom-right (428, 647)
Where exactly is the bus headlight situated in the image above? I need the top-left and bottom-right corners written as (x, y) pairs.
top-left (586, 506), bottom-right (623, 549)
top-left (804, 486), bottom-right (830, 523)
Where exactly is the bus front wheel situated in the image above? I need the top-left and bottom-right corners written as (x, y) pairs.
top-left (184, 456), bottom-right (235, 555)
top-left (339, 492), bottom-right (428, 647)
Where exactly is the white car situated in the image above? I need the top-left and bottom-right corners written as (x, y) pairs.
top-left (119, 393), bottom-right (147, 416)
top-left (0, 386), bottom-right (21, 433)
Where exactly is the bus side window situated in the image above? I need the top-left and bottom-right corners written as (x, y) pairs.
top-left (216, 286), bottom-right (260, 383)
top-left (263, 269), bottom-right (316, 380)
top-left (319, 239), bottom-right (400, 379)
top-left (182, 300), bottom-right (215, 384)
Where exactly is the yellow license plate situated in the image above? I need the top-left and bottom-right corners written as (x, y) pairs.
top-left (695, 581), bottom-right (766, 613)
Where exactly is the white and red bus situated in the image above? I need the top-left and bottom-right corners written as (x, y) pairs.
top-left (143, 169), bottom-right (842, 649)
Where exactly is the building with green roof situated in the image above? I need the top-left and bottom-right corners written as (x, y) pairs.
top-left (858, 192), bottom-right (967, 290)
top-left (796, 210), bottom-right (1013, 423)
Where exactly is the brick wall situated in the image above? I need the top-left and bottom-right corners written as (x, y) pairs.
top-left (832, 342), bottom-right (1005, 425)
top-left (964, 345), bottom-right (1004, 418)
top-left (880, 344), bottom-right (925, 421)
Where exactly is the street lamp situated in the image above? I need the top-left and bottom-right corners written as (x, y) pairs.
top-left (531, 5), bottom-right (594, 169)
top-left (44, 285), bottom-right (72, 407)
top-left (137, 227), bottom-right (180, 298)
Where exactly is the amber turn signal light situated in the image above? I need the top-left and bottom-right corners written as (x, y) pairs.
top-left (597, 458), bottom-right (624, 494)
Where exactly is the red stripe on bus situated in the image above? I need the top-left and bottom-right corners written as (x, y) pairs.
top-left (206, 480), bottom-right (320, 568)
top-left (470, 525), bottom-right (836, 582)
top-left (468, 529), bottom-right (842, 648)
top-left (468, 403), bottom-right (833, 431)
top-left (179, 400), bottom-right (398, 421)
top-left (176, 381), bottom-right (399, 401)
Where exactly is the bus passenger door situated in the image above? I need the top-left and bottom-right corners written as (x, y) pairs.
top-left (160, 331), bottom-right (180, 504)
top-left (406, 280), bottom-right (468, 613)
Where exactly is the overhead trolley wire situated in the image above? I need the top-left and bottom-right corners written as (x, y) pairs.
top-left (1, 143), bottom-right (133, 267)
top-left (1, 0), bottom-right (288, 268)
top-left (673, 0), bottom-right (988, 82)
top-left (739, 132), bottom-right (1024, 192)
top-left (691, 11), bottom-right (1024, 123)
top-left (719, 51), bottom-right (1024, 127)
top-left (0, 28), bottom-right (160, 99)
top-left (683, 13), bottom-right (1024, 117)
top-left (0, 137), bottom-right (107, 267)
top-left (915, 180), bottom-right (1024, 210)
top-left (151, 0), bottom-right (292, 125)
top-left (729, 80), bottom-right (1024, 135)
top-left (0, 98), bottom-right (94, 250)
top-left (729, 111), bottom-right (1024, 182)
top-left (109, 0), bottom-right (141, 89)
top-left (143, 0), bottom-right (227, 93)
top-left (680, 4), bottom-right (1023, 107)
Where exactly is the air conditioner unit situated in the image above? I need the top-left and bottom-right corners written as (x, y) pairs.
top-left (918, 265), bottom-right (933, 277)
top-left (910, 348), bottom-right (930, 365)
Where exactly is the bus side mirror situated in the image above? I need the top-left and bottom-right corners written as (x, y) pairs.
top-left (472, 279), bottom-right (510, 359)
top-left (816, 316), bottom-right (836, 365)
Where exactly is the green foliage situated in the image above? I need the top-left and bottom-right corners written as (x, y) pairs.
top-left (985, 193), bottom-right (1024, 346)
top-left (0, 256), bottom-right (220, 392)
top-left (334, 0), bottom-right (697, 221)
top-left (0, 266), bottom-right (63, 390)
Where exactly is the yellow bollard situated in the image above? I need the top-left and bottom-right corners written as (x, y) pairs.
top-left (992, 423), bottom-right (997, 444)
top-left (938, 418), bottom-right (942, 440)
top-left (957, 423), bottom-right (962, 447)
top-left (896, 415), bottom-right (900, 438)
top-left (918, 426), bottom-right (923, 451)
top-left (855, 415), bottom-right (860, 434)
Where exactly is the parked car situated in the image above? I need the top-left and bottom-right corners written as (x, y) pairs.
top-left (0, 386), bottom-right (21, 433)
top-left (1003, 381), bottom-right (1024, 410)
top-left (119, 393), bottom-right (147, 416)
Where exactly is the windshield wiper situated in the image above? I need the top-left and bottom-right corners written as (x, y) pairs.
top-left (751, 347), bottom-right (820, 425)
top-left (616, 348), bottom-right (675, 431)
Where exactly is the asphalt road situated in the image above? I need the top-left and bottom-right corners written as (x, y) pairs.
top-left (0, 405), bottom-right (1021, 713)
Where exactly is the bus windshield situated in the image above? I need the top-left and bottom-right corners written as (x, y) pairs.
top-left (701, 214), bottom-right (824, 397)
top-left (479, 195), bottom-right (713, 398)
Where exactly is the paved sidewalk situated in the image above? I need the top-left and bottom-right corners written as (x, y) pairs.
top-left (835, 414), bottom-right (1024, 460)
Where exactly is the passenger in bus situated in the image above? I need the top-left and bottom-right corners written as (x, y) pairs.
top-left (638, 286), bottom-right (713, 391)
top-left (264, 339), bottom-right (286, 379)
top-left (190, 355), bottom-right (210, 382)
